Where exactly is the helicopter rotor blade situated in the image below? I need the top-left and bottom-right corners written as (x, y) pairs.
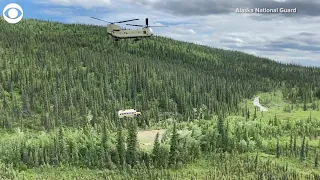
top-left (115, 19), bottom-right (139, 23)
top-left (126, 24), bottom-right (144, 27)
top-left (90, 17), bottom-right (112, 23)
top-left (148, 26), bottom-right (168, 27)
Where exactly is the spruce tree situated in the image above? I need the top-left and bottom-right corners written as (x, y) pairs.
top-left (253, 107), bottom-right (257, 120)
top-left (274, 114), bottom-right (278, 126)
top-left (152, 132), bottom-right (160, 167)
top-left (101, 122), bottom-right (109, 150)
top-left (126, 121), bottom-right (138, 167)
top-left (293, 134), bottom-right (297, 156)
top-left (254, 152), bottom-right (258, 170)
top-left (276, 137), bottom-right (280, 158)
top-left (303, 101), bottom-right (307, 111)
top-left (58, 126), bottom-right (65, 163)
top-left (217, 114), bottom-right (228, 152)
top-left (169, 122), bottom-right (178, 167)
top-left (300, 136), bottom-right (306, 161)
top-left (101, 122), bottom-right (112, 168)
top-left (289, 132), bottom-right (293, 156)
top-left (306, 140), bottom-right (309, 157)
top-left (116, 127), bottom-right (126, 167)
top-left (315, 150), bottom-right (319, 168)
top-left (224, 119), bottom-right (229, 152)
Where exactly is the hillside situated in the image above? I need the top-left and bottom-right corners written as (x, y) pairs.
top-left (1, 18), bottom-right (320, 179)
top-left (1, 18), bottom-right (320, 130)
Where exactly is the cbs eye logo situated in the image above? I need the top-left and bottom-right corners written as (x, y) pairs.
top-left (2, 3), bottom-right (23, 24)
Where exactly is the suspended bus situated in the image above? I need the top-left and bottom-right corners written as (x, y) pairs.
top-left (118, 109), bottom-right (141, 118)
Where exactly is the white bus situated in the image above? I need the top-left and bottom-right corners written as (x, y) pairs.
top-left (118, 109), bottom-right (141, 118)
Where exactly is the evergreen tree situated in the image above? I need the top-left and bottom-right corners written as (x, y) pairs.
top-left (126, 121), bottom-right (138, 167)
top-left (101, 122), bottom-right (112, 168)
top-left (306, 141), bottom-right (309, 158)
top-left (116, 127), bottom-right (126, 167)
top-left (253, 107), bottom-right (257, 120)
top-left (254, 152), bottom-right (259, 170)
top-left (303, 101), bottom-right (307, 111)
top-left (276, 137), bottom-right (280, 158)
top-left (274, 114), bottom-right (278, 126)
top-left (57, 126), bottom-right (66, 163)
top-left (289, 132), bottom-right (293, 156)
top-left (217, 114), bottom-right (228, 152)
top-left (101, 122), bottom-right (109, 150)
top-left (152, 132), bottom-right (161, 167)
top-left (315, 150), bottom-right (319, 168)
top-left (293, 134), bottom-right (297, 156)
top-left (300, 136), bottom-right (306, 161)
top-left (169, 122), bottom-right (179, 167)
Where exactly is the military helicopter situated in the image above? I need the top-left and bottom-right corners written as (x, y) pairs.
top-left (91, 17), bottom-right (165, 41)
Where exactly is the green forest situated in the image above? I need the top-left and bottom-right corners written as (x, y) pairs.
top-left (1, 17), bottom-right (320, 179)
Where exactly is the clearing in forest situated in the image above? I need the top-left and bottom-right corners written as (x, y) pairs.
top-left (137, 129), bottom-right (165, 149)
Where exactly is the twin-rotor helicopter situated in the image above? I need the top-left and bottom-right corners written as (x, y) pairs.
top-left (91, 17), bottom-right (166, 41)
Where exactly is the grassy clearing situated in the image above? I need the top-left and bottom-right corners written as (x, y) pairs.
top-left (138, 129), bottom-right (165, 150)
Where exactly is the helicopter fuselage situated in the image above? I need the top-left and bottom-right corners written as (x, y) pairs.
top-left (107, 24), bottom-right (153, 39)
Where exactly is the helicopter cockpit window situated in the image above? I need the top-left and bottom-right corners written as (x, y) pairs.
top-left (143, 31), bottom-right (146, 34)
